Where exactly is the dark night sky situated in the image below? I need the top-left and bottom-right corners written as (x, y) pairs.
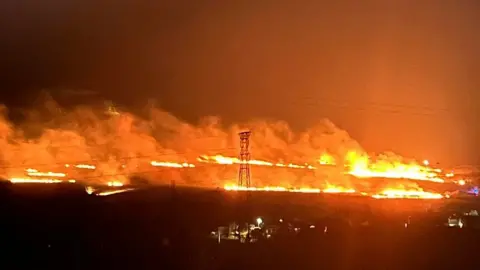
top-left (0, 1), bottom-right (479, 165)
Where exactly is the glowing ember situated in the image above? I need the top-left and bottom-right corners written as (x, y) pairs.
top-left (74, 164), bottom-right (96, 170)
top-left (96, 188), bottom-right (135, 196)
top-left (85, 186), bottom-right (96, 194)
top-left (107, 181), bottom-right (124, 187)
top-left (224, 184), bottom-right (357, 194)
top-left (24, 168), bottom-right (66, 178)
top-left (150, 161), bottom-right (195, 168)
top-left (371, 189), bottom-right (443, 199)
top-left (197, 155), bottom-right (310, 169)
top-left (292, 187), bottom-right (321, 193)
top-left (224, 184), bottom-right (287, 192)
top-left (9, 177), bottom-right (77, 184)
top-left (322, 185), bottom-right (356, 194)
top-left (26, 171), bottom-right (66, 178)
top-left (223, 184), bottom-right (443, 200)
top-left (10, 178), bottom-right (64, 184)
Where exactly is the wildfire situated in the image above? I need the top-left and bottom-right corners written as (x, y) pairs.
top-left (372, 189), bottom-right (443, 199)
top-left (5, 149), bottom-right (454, 201)
top-left (9, 178), bottom-right (64, 184)
top-left (96, 188), bottom-right (136, 196)
top-left (195, 152), bottom-right (446, 184)
top-left (5, 154), bottom-right (450, 201)
top-left (107, 181), bottom-right (124, 187)
top-left (84, 185), bottom-right (135, 196)
top-left (25, 168), bottom-right (66, 178)
top-left (65, 164), bottom-right (96, 170)
top-left (197, 155), bottom-right (314, 169)
top-left (224, 185), bottom-right (289, 192)
top-left (85, 186), bottom-right (96, 194)
top-left (6, 168), bottom-right (76, 184)
top-left (322, 184), bottom-right (356, 194)
top-left (223, 184), bottom-right (357, 194)
top-left (344, 151), bottom-right (444, 183)
top-left (318, 153), bottom-right (336, 165)
top-left (223, 184), bottom-right (443, 199)
top-left (9, 177), bottom-right (76, 184)
top-left (150, 161), bottom-right (195, 168)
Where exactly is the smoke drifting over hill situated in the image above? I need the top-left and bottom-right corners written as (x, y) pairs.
top-left (0, 95), bottom-right (444, 194)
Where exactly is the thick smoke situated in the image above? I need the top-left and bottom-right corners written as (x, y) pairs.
top-left (0, 96), bottom-right (420, 189)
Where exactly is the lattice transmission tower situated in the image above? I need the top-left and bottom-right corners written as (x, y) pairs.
top-left (238, 131), bottom-right (252, 188)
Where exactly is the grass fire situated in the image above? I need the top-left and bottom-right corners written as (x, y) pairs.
top-left (0, 98), bottom-right (469, 199)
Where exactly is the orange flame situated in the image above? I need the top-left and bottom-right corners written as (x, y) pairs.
top-left (223, 184), bottom-right (443, 199)
top-left (96, 188), bottom-right (135, 196)
top-left (197, 155), bottom-right (312, 169)
top-left (371, 189), bottom-right (443, 199)
top-left (67, 164), bottom-right (96, 170)
top-left (9, 177), bottom-right (76, 184)
top-left (322, 184), bottom-right (356, 194)
top-left (9, 178), bottom-right (64, 184)
top-left (196, 152), bottom-right (446, 184)
top-left (318, 153), bottom-right (336, 165)
top-left (107, 181), bottom-right (124, 187)
top-left (150, 161), bottom-right (195, 168)
top-left (224, 184), bottom-right (358, 194)
top-left (345, 151), bottom-right (444, 183)
top-left (25, 168), bottom-right (66, 178)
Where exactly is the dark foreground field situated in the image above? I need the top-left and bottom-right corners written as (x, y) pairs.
top-left (1, 183), bottom-right (480, 270)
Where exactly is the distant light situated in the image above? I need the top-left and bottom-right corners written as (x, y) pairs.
top-left (256, 217), bottom-right (263, 226)
top-left (309, 225), bottom-right (315, 229)
top-left (458, 180), bottom-right (466, 186)
top-left (279, 218), bottom-right (283, 223)
top-left (423, 160), bottom-right (430, 166)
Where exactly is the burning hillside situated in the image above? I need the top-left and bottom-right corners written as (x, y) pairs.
top-left (0, 97), bottom-right (461, 199)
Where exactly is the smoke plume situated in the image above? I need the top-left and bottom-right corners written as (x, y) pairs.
top-left (0, 95), bottom-right (423, 189)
